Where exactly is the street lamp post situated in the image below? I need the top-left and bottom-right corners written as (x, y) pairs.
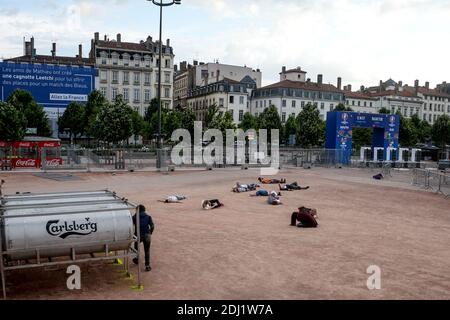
top-left (148, 0), bottom-right (181, 169)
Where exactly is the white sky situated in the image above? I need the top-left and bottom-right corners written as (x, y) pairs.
top-left (0, 0), bottom-right (449, 88)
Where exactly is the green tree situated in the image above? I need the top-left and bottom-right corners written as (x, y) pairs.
top-left (396, 111), bottom-right (417, 147)
top-left (84, 90), bottom-right (107, 138)
top-left (432, 114), bottom-right (450, 149)
top-left (0, 102), bottom-right (27, 141)
top-left (239, 112), bottom-right (258, 132)
top-left (283, 114), bottom-right (298, 145)
top-left (410, 113), bottom-right (432, 144)
top-left (258, 105), bottom-right (282, 142)
top-left (352, 128), bottom-right (372, 150)
top-left (180, 108), bottom-right (196, 136)
top-left (92, 95), bottom-right (133, 145)
top-left (144, 98), bottom-right (159, 123)
top-left (334, 103), bottom-right (353, 112)
top-left (58, 102), bottom-right (85, 144)
top-left (296, 103), bottom-right (322, 147)
top-left (7, 89), bottom-right (52, 136)
top-left (131, 111), bottom-right (146, 145)
top-left (378, 107), bottom-right (391, 114)
top-left (204, 103), bottom-right (220, 129)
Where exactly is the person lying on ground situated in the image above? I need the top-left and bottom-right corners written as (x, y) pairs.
top-left (279, 182), bottom-right (310, 191)
top-left (249, 189), bottom-right (281, 197)
top-left (158, 195), bottom-right (187, 203)
top-left (268, 191), bottom-right (282, 205)
top-left (202, 199), bottom-right (224, 210)
top-left (232, 182), bottom-right (259, 193)
top-left (258, 177), bottom-right (286, 184)
top-left (290, 206), bottom-right (318, 228)
top-left (373, 173), bottom-right (384, 180)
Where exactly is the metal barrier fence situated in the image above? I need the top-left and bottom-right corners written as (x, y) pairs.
top-left (279, 148), bottom-right (345, 168)
top-left (39, 147), bottom-right (348, 171)
top-left (412, 168), bottom-right (450, 197)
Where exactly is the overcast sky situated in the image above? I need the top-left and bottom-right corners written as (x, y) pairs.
top-left (0, 0), bottom-right (449, 88)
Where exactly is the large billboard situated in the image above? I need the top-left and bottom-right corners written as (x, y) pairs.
top-left (0, 61), bottom-right (95, 136)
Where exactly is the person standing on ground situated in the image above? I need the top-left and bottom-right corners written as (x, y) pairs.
top-left (132, 204), bottom-right (154, 272)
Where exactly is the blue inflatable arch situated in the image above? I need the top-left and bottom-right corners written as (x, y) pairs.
top-left (325, 112), bottom-right (400, 163)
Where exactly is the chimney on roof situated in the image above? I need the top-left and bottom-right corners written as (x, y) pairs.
top-left (117, 33), bottom-right (121, 43)
top-left (414, 79), bottom-right (419, 94)
top-left (317, 74), bottom-right (323, 85)
top-left (282, 66), bottom-right (286, 73)
top-left (348, 84), bottom-right (352, 92)
top-left (94, 32), bottom-right (99, 42)
top-left (193, 60), bottom-right (198, 66)
top-left (398, 80), bottom-right (403, 87)
top-left (51, 43), bottom-right (56, 58)
top-left (30, 37), bottom-right (35, 58)
top-left (174, 64), bottom-right (178, 72)
top-left (78, 44), bottom-right (83, 59)
top-left (257, 68), bottom-right (260, 73)
top-left (25, 40), bottom-right (32, 56)
top-left (166, 39), bottom-right (170, 47)
top-left (307, 78), bottom-right (311, 83)
top-left (337, 77), bottom-right (342, 90)
top-left (360, 85), bottom-right (365, 92)
top-left (180, 61), bottom-right (187, 72)
top-left (425, 81), bottom-right (430, 89)
top-left (379, 80), bottom-right (383, 92)
top-left (104, 35), bottom-right (107, 41)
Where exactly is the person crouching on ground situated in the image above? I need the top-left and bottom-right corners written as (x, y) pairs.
top-left (290, 207), bottom-right (318, 228)
top-left (279, 182), bottom-right (310, 191)
top-left (268, 191), bottom-right (282, 205)
top-left (202, 199), bottom-right (224, 210)
top-left (132, 204), bottom-right (154, 271)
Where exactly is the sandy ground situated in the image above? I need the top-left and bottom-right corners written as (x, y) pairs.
top-left (1, 167), bottom-right (449, 300)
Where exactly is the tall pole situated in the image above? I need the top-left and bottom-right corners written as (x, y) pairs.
top-left (157, 1), bottom-right (163, 155)
top-left (155, 2), bottom-right (163, 169)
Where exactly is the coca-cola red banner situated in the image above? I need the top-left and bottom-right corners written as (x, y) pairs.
top-left (0, 141), bottom-right (10, 148)
top-left (39, 141), bottom-right (61, 148)
top-left (44, 158), bottom-right (63, 166)
top-left (13, 158), bottom-right (39, 168)
top-left (14, 141), bottom-right (35, 148)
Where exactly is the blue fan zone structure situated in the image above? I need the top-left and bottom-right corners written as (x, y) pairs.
top-left (325, 111), bottom-right (400, 164)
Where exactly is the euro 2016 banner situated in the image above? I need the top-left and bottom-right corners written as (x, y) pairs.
top-left (0, 62), bottom-right (95, 137)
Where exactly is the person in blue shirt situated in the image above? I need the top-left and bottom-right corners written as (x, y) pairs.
top-left (132, 205), bottom-right (154, 272)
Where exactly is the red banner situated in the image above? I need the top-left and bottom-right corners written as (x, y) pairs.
top-left (39, 141), bottom-right (61, 148)
top-left (12, 158), bottom-right (39, 168)
top-left (44, 158), bottom-right (63, 166)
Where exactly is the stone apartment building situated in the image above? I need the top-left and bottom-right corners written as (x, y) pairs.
top-left (89, 32), bottom-right (174, 116)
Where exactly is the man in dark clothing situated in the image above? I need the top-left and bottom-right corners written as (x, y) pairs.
top-left (290, 207), bottom-right (318, 228)
top-left (132, 205), bottom-right (154, 271)
top-left (279, 182), bottom-right (310, 191)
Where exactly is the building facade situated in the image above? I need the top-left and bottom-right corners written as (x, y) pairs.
top-left (343, 79), bottom-right (450, 124)
top-left (187, 78), bottom-right (256, 124)
top-left (250, 67), bottom-right (345, 122)
top-left (89, 32), bottom-right (174, 116)
top-left (184, 62), bottom-right (262, 124)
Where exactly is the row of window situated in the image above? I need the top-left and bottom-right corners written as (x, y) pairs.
top-left (99, 53), bottom-right (171, 69)
top-left (100, 87), bottom-right (171, 102)
top-left (100, 70), bottom-right (171, 85)
top-left (254, 99), bottom-right (332, 110)
top-left (254, 88), bottom-right (343, 101)
top-left (347, 100), bottom-right (374, 108)
top-left (423, 103), bottom-right (450, 112)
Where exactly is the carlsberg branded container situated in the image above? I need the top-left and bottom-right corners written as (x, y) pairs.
top-left (0, 190), bottom-right (135, 261)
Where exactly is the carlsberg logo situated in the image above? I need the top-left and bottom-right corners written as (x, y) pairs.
top-left (46, 218), bottom-right (98, 239)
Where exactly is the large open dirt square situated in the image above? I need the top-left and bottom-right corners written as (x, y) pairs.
top-left (1, 167), bottom-right (449, 300)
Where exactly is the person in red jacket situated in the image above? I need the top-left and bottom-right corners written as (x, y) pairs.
top-left (290, 207), bottom-right (318, 228)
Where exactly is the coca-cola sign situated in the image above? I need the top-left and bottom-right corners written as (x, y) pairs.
top-left (41, 142), bottom-right (59, 148)
top-left (14, 158), bottom-right (38, 168)
top-left (45, 158), bottom-right (62, 166)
